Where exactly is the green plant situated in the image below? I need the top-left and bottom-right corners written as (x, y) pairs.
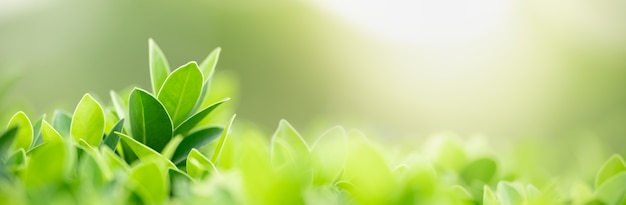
top-left (0, 40), bottom-right (624, 205)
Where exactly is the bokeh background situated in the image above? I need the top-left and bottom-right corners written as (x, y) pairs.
top-left (2, 0), bottom-right (626, 177)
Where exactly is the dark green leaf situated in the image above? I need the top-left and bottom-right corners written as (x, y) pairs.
top-left (174, 98), bottom-right (229, 136)
top-left (102, 119), bottom-right (125, 151)
top-left (0, 127), bottom-right (18, 160)
top-left (129, 88), bottom-right (172, 152)
top-left (172, 127), bottom-right (223, 165)
top-left (157, 62), bottom-right (203, 126)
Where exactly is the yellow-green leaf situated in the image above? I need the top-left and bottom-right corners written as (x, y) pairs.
top-left (70, 94), bottom-right (105, 147)
top-left (149, 38), bottom-right (171, 94)
top-left (7, 111), bottom-right (33, 152)
top-left (157, 62), bottom-right (203, 126)
top-left (186, 149), bottom-right (217, 179)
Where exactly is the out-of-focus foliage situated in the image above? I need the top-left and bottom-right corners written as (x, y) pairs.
top-left (0, 40), bottom-right (625, 204)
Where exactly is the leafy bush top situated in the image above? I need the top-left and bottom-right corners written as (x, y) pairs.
top-left (0, 40), bottom-right (624, 205)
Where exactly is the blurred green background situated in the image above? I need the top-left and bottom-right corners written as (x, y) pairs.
top-left (1, 0), bottom-right (626, 164)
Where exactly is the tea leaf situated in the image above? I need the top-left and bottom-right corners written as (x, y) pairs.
top-left (51, 110), bottom-right (71, 138)
top-left (7, 111), bottom-right (32, 152)
top-left (70, 94), bottom-right (105, 147)
top-left (172, 127), bottom-right (223, 165)
top-left (483, 185), bottom-right (499, 205)
top-left (311, 126), bottom-right (347, 185)
top-left (23, 140), bottom-right (67, 188)
top-left (129, 88), bottom-right (172, 152)
top-left (595, 172), bottom-right (626, 205)
top-left (211, 114), bottom-right (236, 165)
top-left (174, 98), bottom-right (229, 136)
top-left (41, 121), bottom-right (63, 143)
top-left (128, 160), bottom-right (168, 204)
top-left (0, 127), bottom-right (18, 160)
top-left (117, 132), bottom-right (175, 169)
top-left (149, 38), bottom-right (171, 94)
top-left (199, 47), bottom-right (221, 82)
top-left (271, 120), bottom-right (310, 166)
top-left (29, 115), bottom-right (45, 149)
top-left (460, 158), bottom-right (497, 184)
top-left (157, 62), bottom-right (203, 126)
top-left (595, 154), bottom-right (626, 188)
top-left (161, 135), bottom-right (183, 160)
top-left (101, 119), bottom-right (125, 151)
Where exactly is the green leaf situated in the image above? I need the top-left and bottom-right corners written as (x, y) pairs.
top-left (483, 185), bottom-right (499, 205)
top-left (199, 47), bottom-right (221, 82)
top-left (117, 132), bottom-right (175, 169)
top-left (172, 127), bottom-right (223, 165)
top-left (23, 140), bottom-right (67, 188)
top-left (5, 148), bottom-right (26, 172)
top-left (595, 154), bottom-right (626, 188)
top-left (271, 120), bottom-right (310, 166)
top-left (51, 110), bottom-right (71, 138)
top-left (211, 114), bottom-right (236, 165)
top-left (110, 90), bottom-right (127, 120)
top-left (100, 146), bottom-right (129, 173)
top-left (128, 160), bottom-right (168, 204)
top-left (311, 126), bottom-right (347, 185)
top-left (169, 168), bottom-right (193, 197)
top-left (7, 111), bottom-right (33, 152)
top-left (129, 88), bottom-right (173, 152)
top-left (149, 38), bottom-right (171, 94)
top-left (595, 172), bottom-right (626, 205)
top-left (101, 119), bottom-right (125, 151)
top-left (29, 114), bottom-right (45, 149)
top-left (187, 149), bottom-right (217, 179)
top-left (41, 121), bottom-right (63, 143)
top-left (460, 158), bottom-right (497, 184)
top-left (0, 127), bottom-right (18, 160)
top-left (174, 98), bottom-right (229, 136)
top-left (497, 182), bottom-right (524, 205)
top-left (157, 62), bottom-right (204, 126)
top-left (70, 94), bottom-right (105, 147)
top-left (161, 135), bottom-right (183, 160)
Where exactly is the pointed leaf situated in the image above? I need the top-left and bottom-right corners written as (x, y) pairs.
top-left (497, 182), bottom-right (524, 205)
top-left (70, 94), bottom-right (105, 147)
top-left (29, 114), bottom-right (45, 149)
top-left (461, 157), bottom-right (497, 184)
top-left (172, 127), bottom-right (223, 165)
top-left (271, 120), bottom-right (309, 165)
top-left (211, 114), bottom-right (236, 165)
top-left (100, 146), bottom-right (129, 173)
top-left (174, 98), bottom-right (229, 136)
top-left (157, 62), bottom-right (203, 126)
top-left (101, 119), bottom-right (125, 151)
top-left (187, 149), bottom-right (217, 179)
top-left (51, 110), bottom-right (71, 138)
top-left (199, 47), bottom-right (221, 82)
top-left (595, 172), bottom-right (626, 205)
top-left (0, 127), bottom-right (18, 160)
top-left (129, 88), bottom-right (173, 152)
top-left (595, 154), bottom-right (626, 188)
top-left (149, 38), bottom-right (171, 94)
top-left (117, 132), bottom-right (175, 169)
top-left (129, 160), bottom-right (168, 204)
top-left (7, 111), bottom-right (33, 152)
top-left (110, 90), bottom-right (127, 120)
top-left (41, 121), bottom-right (63, 143)
top-left (483, 185), bottom-right (499, 205)
top-left (161, 135), bottom-right (183, 160)
top-left (311, 126), bottom-right (347, 185)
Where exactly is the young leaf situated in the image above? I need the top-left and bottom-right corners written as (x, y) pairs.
top-left (157, 62), bottom-right (203, 126)
top-left (100, 146), bottom-right (129, 173)
top-left (29, 114), bottom-right (45, 149)
top-left (211, 114), bottom-right (236, 165)
top-left (311, 126), bottom-right (347, 185)
top-left (128, 160), bottom-right (168, 204)
top-left (129, 88), bottom-right (173, 152)
top-left (483, 185), bottom-right (499, 205)
top-left (110, 90), bottom-right (127, 120)
top-left (199, 47), bottom-right (221, 82)
top-left (101, 119), bottom-right (125, 151)
top-left (460, 158), bottom-right (497, 184)
top-left (497, 182), bottom-right (524, 205)
top-left (117, 132), bottom-right (175, 169)
top-left (41, 121), bottom-right (63, 143)
top-left (51, 110), bottom-right (71, 138)
top-left (595, 172), bottom-right (626, 205)
top-left (187, 149), bottom-right (217, 179)
top-left (173, 98), bottom-right (229, 136)
top-left (149, 38), bottom-right (171, 94)
top-left (0, 127), bottom-right (18, 160)
top-left (23, 140), bottom-right (67, 188)
top-left (7, 111), bottom-right (33, 152)
top-left (5, 148), bottom-right (26, 172)
top-left (595, 154), bottom-right (626, 188)
top-left (160, 135), bottom-right (183, 160)
top-left (271, 120), bottom-right (310, 166)
top-left (172, 127), bottom-right (223, 165)
top-left (70, 94), bottom-right (105, 147)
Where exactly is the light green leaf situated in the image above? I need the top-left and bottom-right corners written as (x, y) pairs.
top-left (595, 172), bottom-right (626, 205)
top-left (100, 146), bottom-right (129, 173)
top-left (483, 185), bottom-right (499, 205)
top-left (23, 140), bottom-right (67, 188)
top-left (157, 62), bottom-right (203, 126)
top-left (101, 119), bottom-right (124, 151)
top-left (172, 127), bottom-right (223, 165)
top-left (51, 110), bottom-right (71, 138)
top-left (161, 135), bottom-right (183, 160)
top-left (117, 132), bottom-right (175, 169)
top-left (149, 38), bottom-right (171, 94)
top-left (271, 120), bottom-right (310, 166)
top-left (199, 47), bottom-right (221, 82)
top-left (187, 149), bottom-right (217, 179)
top-left (311, 126), bottom-right (347, 185)
top-left (595, 154), bottom-right (626, 188)
top-left (497, 182), bottom-right (524, 205)
top-left (211, 114), bottom-right (236, 165)
top-left (5, 148), bottom-right (26, 172)
top-left (70, 94), bottom-right (105, 147)
top-left (129, 160), bottom-right (168, 204)
top-left (460, 157), bottom-right (497, 184)
top-left (110, 90), bottom-right (127, 120)
top-left (41, 121), bottom-right (63, 143)
top-left (174, 98), bottom-right (229, 136)
top-left (7, 111), bottom-right (32, 152)
top-left (129, 88), bottom-right (173, 152)
top-left (29, 114), bottom-right (45, 149)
